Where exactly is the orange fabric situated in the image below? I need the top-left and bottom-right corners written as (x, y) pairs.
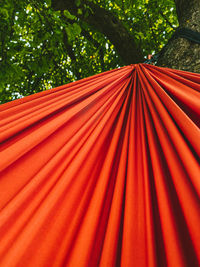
top-left (0, 64), bottom-right (200, 267)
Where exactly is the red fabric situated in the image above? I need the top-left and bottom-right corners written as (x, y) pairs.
top-left (0, 64), bottom-right (199, 267)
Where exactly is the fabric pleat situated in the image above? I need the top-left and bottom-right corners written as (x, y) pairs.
top-left (0, 64), bottom-right (199, 267)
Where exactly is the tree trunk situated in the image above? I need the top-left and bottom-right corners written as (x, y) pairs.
top-left (157, 0), bottom-right (200, 72)
top-left (52, 0), bottom-right (200, 73)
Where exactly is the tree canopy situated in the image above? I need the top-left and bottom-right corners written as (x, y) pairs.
top-left (0, 0), bottom-right (181, 103)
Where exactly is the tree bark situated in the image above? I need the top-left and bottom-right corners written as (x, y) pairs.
top-left (157, 0), bottom-right (200, 72)
top-left (52, 0), bottom-right (200, 72)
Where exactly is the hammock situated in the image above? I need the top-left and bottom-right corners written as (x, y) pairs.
top-left (0, 64), bottom-right (199, 267)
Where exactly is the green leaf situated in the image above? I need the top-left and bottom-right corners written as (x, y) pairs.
top-left (46, 0), bottom-right (51, 7)
top-left (65, 26), bottom-right (73, 41)
top-left (75, 0), bottom-right (81, 7)
top-left (65, 23), bottom-right (81, 42)
top-left (77, 8), bottom-right (83, 15)
top-left (63, 10), bottom-right (76, 20)
top-left (72, 23), bottom-right (81, 36)
top-left (0, 8), bottom-right (9, 19)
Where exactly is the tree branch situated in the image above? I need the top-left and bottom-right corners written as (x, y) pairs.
top-left (63, 30), bottom-right (81, 79)
top-left (52, 0), bottom-right (144, 64)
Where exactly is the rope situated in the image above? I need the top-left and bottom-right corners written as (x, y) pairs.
top-left (173, 27), bottom-right (200, 44)
top-left (144, 27), bottom-right (200, 64)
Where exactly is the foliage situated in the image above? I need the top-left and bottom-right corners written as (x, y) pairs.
top-left (0, 0), bottom-right (178, 103)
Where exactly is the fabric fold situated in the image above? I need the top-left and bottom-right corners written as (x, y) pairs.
top-left (0, 64), bottom-right (199, 267)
